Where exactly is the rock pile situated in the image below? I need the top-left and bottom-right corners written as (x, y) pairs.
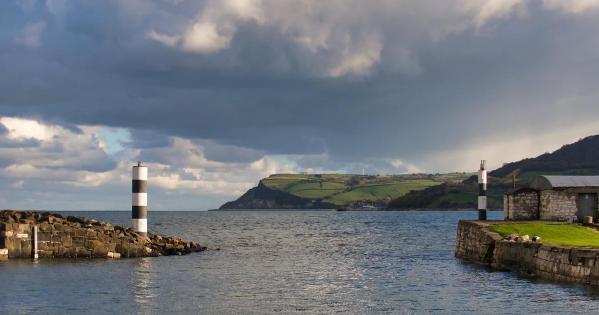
top-left (0, 210), bottom-right (206, 259)
top-left (502, 233), bottom-right (541, 243)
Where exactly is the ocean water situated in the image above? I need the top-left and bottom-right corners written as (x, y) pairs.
top-left (2, 210), bottom-right (599, 314)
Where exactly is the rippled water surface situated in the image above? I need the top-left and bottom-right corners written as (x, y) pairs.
top-left (3, 210), bottom-right (599, 314)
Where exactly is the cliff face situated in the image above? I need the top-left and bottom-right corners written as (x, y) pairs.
top-left (219, 181), bottom-right (336, 210)
top-left (0, 210), bottom-right (206, 259)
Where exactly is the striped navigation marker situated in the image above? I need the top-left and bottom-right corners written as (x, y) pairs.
top-left (132, 161), bottom-right (148, 235)
top-left (478, 160), bottom-right (487, 221)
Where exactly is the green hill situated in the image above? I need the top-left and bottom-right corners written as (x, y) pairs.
top-left (387, 175), bottom-right (510, 209)
top-left (490, 135), bottom-right (599, 177)
top-left (219, 173), bottom-right (471, 209)
top-left (388, 134), bottom-right (599, 209)
top-left (221, 135), bottom-right (599, 210)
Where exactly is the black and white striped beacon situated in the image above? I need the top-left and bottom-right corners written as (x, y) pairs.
top-left (478, 160), bottom-right (487, 221)
top-left (132, 161), bottom-right (148, 235)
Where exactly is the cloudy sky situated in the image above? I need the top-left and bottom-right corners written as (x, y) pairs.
top-left (1, 0), bottom-right (599, 210)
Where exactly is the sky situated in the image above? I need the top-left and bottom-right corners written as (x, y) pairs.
top-left (1, 0), bottom-right (599, 210)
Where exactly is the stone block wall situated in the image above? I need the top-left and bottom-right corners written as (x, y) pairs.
top-left (1, 218), bottom-right (148, 259)
top-left (540, 190), bottom-right (577, 221)
top-left (504, 191), bottom-right (539, 220)
top-left (0, 223), bottom-right (33, 258)
top-left (492, 241), bottom-right (599, 284)
top-left (455, 221), bottom-right (502, 264)
top-left (456, 220), bottom-right (599, 286)
top-left (0, 210), bottom-right (205, 259)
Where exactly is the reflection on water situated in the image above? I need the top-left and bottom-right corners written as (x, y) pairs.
top-left (132, 257), bottom-right (154, 306)
top-left (3, 210), bottom-right (599, 314)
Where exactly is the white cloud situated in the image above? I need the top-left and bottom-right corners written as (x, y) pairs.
top-left (328, 40), bottom-right (382, 77)
top-left (0, 117), bottom-right (116, 182)
top-left (14, 21), bottom-right (46, 48)
top-left (0, 116), bottom-right (301, 207)
top-left (180, 21), bottom-right (233, 53)
top-left (145, 0), bottom-right (540, 77)
top-left (458, 0), bottom-right (526, 29)
top-left (1, 163), bottom-right (116, 187)
top-left (0, 117), bottom-right (58, 141)
top-left (149, 0), bottom-right (265, 54)
top-left (389, 159), bottom-right (422, 174)
top-left (146, 30), bottom-right (179, 47)
top-left (250, 156), bottom-right (295, 176)
top-left (221, 0), bottom-right (265, 22)
top-left (543, 0), bottom-right (599, 14)
top-left (139, 139), bottom-right (296, 196)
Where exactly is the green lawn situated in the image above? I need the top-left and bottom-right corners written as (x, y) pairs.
top-left (490, 223), bottom-right (599, 248)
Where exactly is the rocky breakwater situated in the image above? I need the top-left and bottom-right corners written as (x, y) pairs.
top-left (456, 220), bottom-right (599, 286)
top-left (0, 210), bottom-right (206, 259)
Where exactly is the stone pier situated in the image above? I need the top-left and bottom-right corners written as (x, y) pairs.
top-left (456, 220), bottom-right (599, 285)
top-left (0, 210), bottom-right (206, 259)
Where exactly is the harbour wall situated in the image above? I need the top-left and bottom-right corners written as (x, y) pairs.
top-left (0, 210), bottom-right (205, 259)
top-left (456, 220), bottom-right (599, 285)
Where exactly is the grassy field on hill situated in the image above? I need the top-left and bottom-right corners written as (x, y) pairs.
top-left (260, 173), bottom-right (471, 206)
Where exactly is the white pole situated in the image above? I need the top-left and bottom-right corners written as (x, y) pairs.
top-left (32, 225), bottom-right (38, 259)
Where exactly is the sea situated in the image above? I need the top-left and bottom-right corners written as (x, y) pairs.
top-left (2, 210), bottom-right (599, 314)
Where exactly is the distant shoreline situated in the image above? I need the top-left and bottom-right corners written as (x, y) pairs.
top-left (210, 208), bottom-right (503, 211)
top-left (3, 208), bottom-right (503, 212)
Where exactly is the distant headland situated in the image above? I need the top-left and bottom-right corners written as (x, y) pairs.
top-left (218, 173), bottom-right (471, 210)
top-left (219, 135), bottom-right (599, 210)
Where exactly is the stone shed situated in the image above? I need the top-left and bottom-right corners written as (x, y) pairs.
top-left (504, 175), bottom-right (599, 221)
top-left (503, 187), bottom-right (539, 220)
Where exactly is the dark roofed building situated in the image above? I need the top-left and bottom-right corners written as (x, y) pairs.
top-left (504, 175), bottom-right (599, 221)
top-left (530, 176), bottom-right (599, 190)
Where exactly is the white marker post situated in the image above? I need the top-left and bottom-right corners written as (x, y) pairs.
top-left (132, 162), bottom-right (148, 235)
top-left (478, 160), bottom-right (487, 221)
top-left (32, 225), bottom-right (38, 259)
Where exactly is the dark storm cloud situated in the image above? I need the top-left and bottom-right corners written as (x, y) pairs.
top-left (0, 136), bottom-right (40, 149)
top-left (1, 0), bottom-right (599, 171)
top-left (127, 129), bottom-right (172, 149)
top-left (198, 140), bottom-right (265, 163)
